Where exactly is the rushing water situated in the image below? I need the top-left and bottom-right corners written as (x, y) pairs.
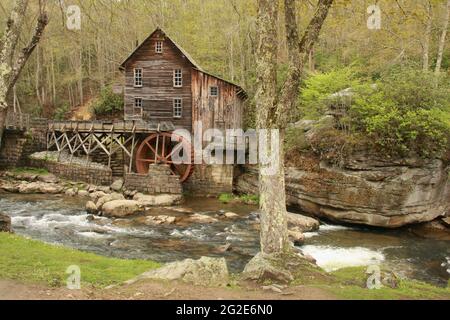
top-left (0, 193), bottom-right (448, 286)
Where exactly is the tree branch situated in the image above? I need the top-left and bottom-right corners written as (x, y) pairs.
top-left (0, 0), bottom-right (29, 65)
top-left (7, 11), bottom-right (48, 96)
top-left (276, 0), bottom-right (333, 127)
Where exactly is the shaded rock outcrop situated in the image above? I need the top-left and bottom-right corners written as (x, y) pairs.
top-left (125, 257), bottom-right (229, 287)
top-left (236, 154), bottom-right (450, 228)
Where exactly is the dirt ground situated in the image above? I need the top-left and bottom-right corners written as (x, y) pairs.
top-left (0, 279), bottom-right (338, 300)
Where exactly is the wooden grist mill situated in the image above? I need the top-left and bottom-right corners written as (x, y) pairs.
top-left (46, 27), bottom-right (247, 187)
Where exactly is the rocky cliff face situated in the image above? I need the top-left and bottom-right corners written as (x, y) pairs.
top-left (235, 154), bottom-right (450, 228)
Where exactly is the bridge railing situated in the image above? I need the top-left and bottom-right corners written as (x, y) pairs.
top-left (5, 111), bottom-right (30, 131)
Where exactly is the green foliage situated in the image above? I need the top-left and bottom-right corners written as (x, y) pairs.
top-left (299, 67), bottom-right (361, 119)
top-left (91, 86), bottom-right (124, 116)
top-left (11, 167), bottom-right (49, 175)
top-left (298, 68), bottom-right (450, 159)
top-left (350, 70), bottom-right (450, 158)
top-left (218, 193), bottom-right (234, 203)
top-left (218, 193), bottom-right (259, 205)
top-left (53, 103), bottom-right (70, 120)
top-left (0, 233), bottom-right (159, 288)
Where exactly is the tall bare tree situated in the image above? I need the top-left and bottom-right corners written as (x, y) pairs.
top-left (255, 0), bottom-right (333, 256)
top-left (0, 0), bottom-right (48, 147)
top-left (435, 0), bottom-right (450, 74)
top-left (422, 1), bottom-right (432, 72)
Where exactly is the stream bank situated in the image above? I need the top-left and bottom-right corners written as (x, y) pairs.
top-left (1, 192), bottom-right (449, 287)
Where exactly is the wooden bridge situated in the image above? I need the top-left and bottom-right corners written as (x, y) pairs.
top-left (46, 120), bottom-right (194, 181)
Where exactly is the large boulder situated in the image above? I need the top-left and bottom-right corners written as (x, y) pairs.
top-left (85, 201), bottom-right (98, 215)
top-left (0, 213), bottom-right (11, 232)
top-left (241, 251), bottom-right (322, 284)
top-left (236, 154), bottom-right (450, 228)
top-left (18, 182), bottom-right (62, 194)
top-left (102, 200), bottom-right (141, 217)
top-left (96, 193), bottom-right (125, 210)
top-left (409, 220), bottom-right (450, 241)
top-left (133, 193), bottom-right (183, 207)
top-left (110, 179), bottom-right (124, 192)
top-left (287, 212), bottom-right (320, 232)
top-left (125, 257), bottom-right (229, 287)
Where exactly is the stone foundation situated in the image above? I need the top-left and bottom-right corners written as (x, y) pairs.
top-left (0, 118), bottom-right (48, 169)
top-left (28, 158), bottom-right (112, 186)
top-left (184, 164), bottom-right (234, 196)
top-left (124, 165), bottom-right (182, 194)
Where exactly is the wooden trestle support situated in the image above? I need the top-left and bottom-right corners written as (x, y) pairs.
top-left (46, 121), bottom-right (194, 182)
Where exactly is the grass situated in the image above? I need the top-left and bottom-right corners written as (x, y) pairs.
top-left (326, 267), bottom-right (450, 300)
top-left (11, 167), bottom-right (49, 175)
top-left (218, 193), bottom-right (259, 205)
top-left (0, 233), bottom-right (448, 299)
top-left (0, 233), bottom-right (160, 288)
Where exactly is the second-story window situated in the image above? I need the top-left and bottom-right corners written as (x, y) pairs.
top-left (134, 68), bottom-right (143, 87)
top-left (173, 98), bottom-right (182, 118)
top-left (173, 69), bottom-right (183, 87)
top-left (155, 41), bottom-right (163, 53)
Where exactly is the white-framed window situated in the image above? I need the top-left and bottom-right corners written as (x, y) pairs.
top-left (210, 86), bottom-right (219, 97)
top-left (173, 98), bottom-right (182, 118)
top-left (134, 68), bottom-right (143, 87)
top-left (155, 41), bottom-right (163, 53)
top-left (173, 69), bottom-right (183, 87)
top-left (134, 97), bottom-right (143, 117)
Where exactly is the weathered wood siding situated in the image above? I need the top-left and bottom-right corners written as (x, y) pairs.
top-left (191, 69), bottom-right (244, 133)
top-left (123, 30), bottom-right (192, 131)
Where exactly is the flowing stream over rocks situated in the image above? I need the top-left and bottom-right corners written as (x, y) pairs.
top-left (1, 193), bottom-right (448, 286)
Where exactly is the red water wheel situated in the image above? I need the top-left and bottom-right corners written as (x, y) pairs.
top-left (135, 132), bottom-right (194, 183)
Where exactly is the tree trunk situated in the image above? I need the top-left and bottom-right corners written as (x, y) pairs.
top-left (423, 1), bottom-right (432, 72)
top-left (255, 0), bottom-right (333, 256)
top-left (255, 0), bottom-right (288, 254)
top-left (435, 0), bottom-right (450, 74)
top-left (259, 129), bottom-right (290, 254)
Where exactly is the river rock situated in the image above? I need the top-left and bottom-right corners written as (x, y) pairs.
top-left (133, 193), bottom-right (183, 207)
top-left (14, 173), bottom-right (38, 182)
top-left (110, 179), bottom-right (124, 192)
top-left (102, 200), bottom-right (141, 217)
top-left (96, 193), bottom-right (125, 210)
top-left (188, 213), bottom-right (218, 224)
top-left (0, 181), bottom-right (19, 193)
top-left (78, 190), bottom-right (90, 197)
top-left (97, 186), bottom-right (111, 194)
top-left (89, 191), bottom-right (107, 201)
top-left (410, 220), bottom-right (450, 241)
top-left (236, 153), bottom-right (450, 228)
top-left (18, 182), bottom-right (62, 194)
top-left (287, 212), bottom-right (320, 232)
top-left (37, 174), bottom-right (59, 184)
top-left (125, 257), bottom-right (229, 287)
top-left (65, 188), bottom-right (78, 196)
top-left (138, 215), bottom-right (177, 226)
top-left (224, 212), bottom-right (239, 219)
top-left (0, 213), bottom-right (11, 232)
top-left (288, 229), bottom-right (305, 245)
top-left (86, 201), bottom-right (98, 215)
